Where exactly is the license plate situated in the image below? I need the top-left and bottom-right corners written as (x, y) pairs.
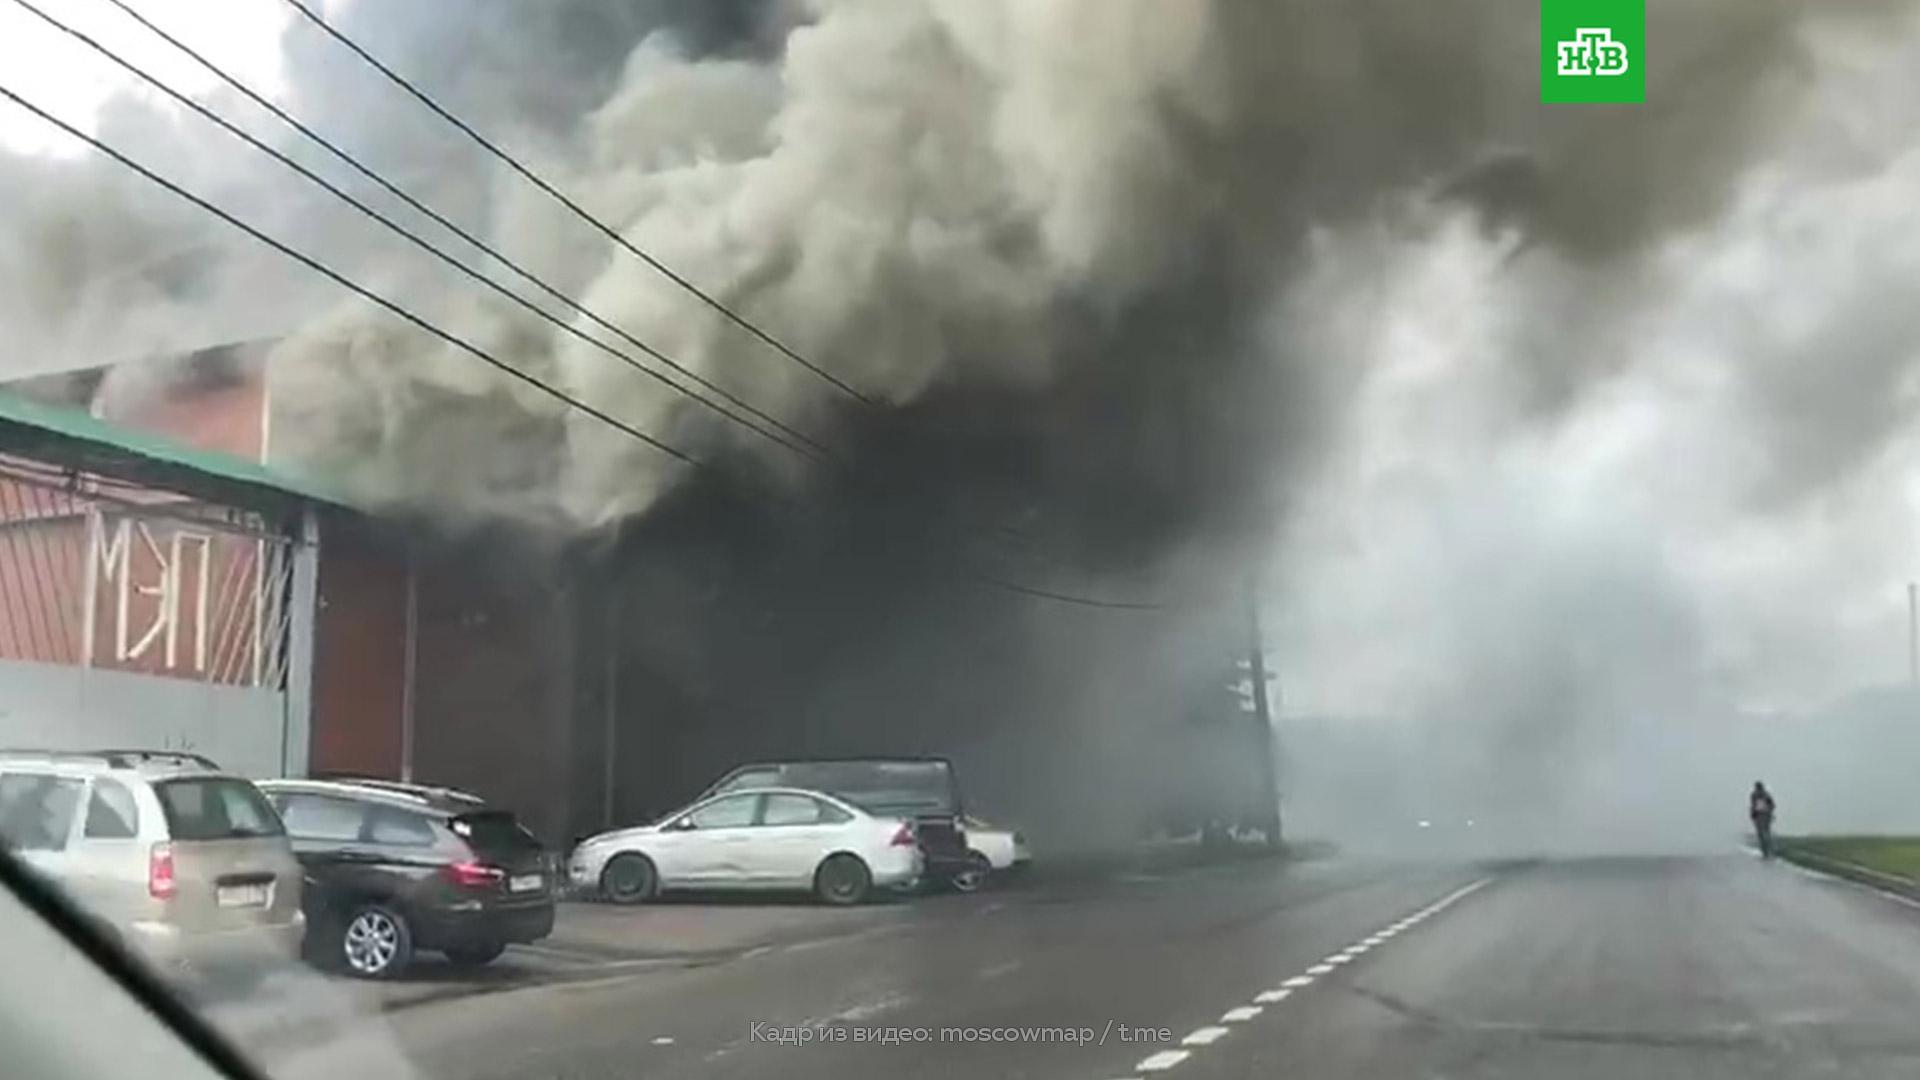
top-left (509, 874), bottom-right (542, 893)
top-left (216, 883), bottom-right (270, 908)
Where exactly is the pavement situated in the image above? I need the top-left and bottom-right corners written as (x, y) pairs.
top-left (223, 851), bottom-right (1920, 1079)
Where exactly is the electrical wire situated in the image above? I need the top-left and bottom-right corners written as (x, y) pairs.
top-left (277, 0), bottom-right (879, 408)
top-left (0, 69), bottom-right (1170, 614)
top-left (6, 0), bottom-right (824, 470)
top-left (87, 0), bottom-right (832, 466)
top-left (0, 82), bottom-right (708, 475)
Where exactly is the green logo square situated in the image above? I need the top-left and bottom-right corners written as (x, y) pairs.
top-left (1541, 0), bottom-right (1644, 103)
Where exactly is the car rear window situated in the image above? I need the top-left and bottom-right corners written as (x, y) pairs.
top-left (450, 810), bottom-right (541, 854)
top-left (154, 778), bottom-right (285, 841)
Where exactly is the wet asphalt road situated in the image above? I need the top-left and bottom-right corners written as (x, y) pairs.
top-left (265, 853), bottom-right (1920, 1079)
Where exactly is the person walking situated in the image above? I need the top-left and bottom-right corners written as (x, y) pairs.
top-left (1749, 781), bottom-right (1777, 859)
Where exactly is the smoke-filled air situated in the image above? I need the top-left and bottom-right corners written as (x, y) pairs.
top-left (7, 0), bottom-right (1920, 854)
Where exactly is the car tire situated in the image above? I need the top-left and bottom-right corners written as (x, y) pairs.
top-left (600, 853), bottom-right (657, 905)
top-left (443, 941), bottom-right (507, 966)
top-left (814, 854), bottom-right (872, 906)
top-left (337, 902), bottom-right (414, 980)
top-left (949, 852), bottom-right (993, 894)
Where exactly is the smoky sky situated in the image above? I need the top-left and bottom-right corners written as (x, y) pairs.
top-left (8, 0), bottom-right (1920, 849)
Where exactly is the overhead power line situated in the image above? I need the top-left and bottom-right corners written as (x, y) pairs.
top-left (9, 0), bottom-right (826, 469)
top-left (89, 0), bottom-right (830, 466)
top-left (278, 0), bottom-right (879, 408)
top-left (259, 0), bottom-right (1181, 609)
top-left (0, 84), bottom-right (1167, 611)
top-left (0, 83), bottom-right (706, 474)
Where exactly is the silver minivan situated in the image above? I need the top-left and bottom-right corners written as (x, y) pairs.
top-left (0, 750), bottom-right (304, 976)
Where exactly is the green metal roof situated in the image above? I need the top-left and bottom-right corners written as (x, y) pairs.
top-left (0, 389), bottom-right (347, 512)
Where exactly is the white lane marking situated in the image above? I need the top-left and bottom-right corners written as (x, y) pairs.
top-left (1114, 877), bottom-right (1496, 1077)
top-left (1182, 1026), bottom-right (1230, 1046)
top-left (1432, 877), bottom-right (1494, 909)
top-left (978, 960), bottom-right (1023, 980)
top-left (651, 1036), bottom-right (675, 1045)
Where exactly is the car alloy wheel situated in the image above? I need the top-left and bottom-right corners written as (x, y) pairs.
top-left (343, 908), bottom-right (403, 976)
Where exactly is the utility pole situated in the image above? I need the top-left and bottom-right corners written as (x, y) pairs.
top-left (1246, 584), bottom-right (1282, 848)
top-left (602, 594), bottom-right (621, 829)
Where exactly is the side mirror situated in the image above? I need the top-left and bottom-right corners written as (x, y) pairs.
top-left (668, 817), bottom-right (694, 832)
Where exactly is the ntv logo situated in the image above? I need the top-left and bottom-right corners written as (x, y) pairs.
top-left (1541, 0), bottom-right (1643, 102)
top-left (1556, 28), bottom-right (1629, 76)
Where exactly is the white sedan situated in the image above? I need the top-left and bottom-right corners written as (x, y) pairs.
top-left (568, 787), bottom-right (923, 905)
top-left (958, 815), bottom-right (1032, 889)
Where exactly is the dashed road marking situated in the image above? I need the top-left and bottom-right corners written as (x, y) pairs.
top-left (1102, 876), bottom-right (1494, 1079)
top-left (651, 1036), bottom-right (675, 1045)
top-left (1182, 1027), bottom-right (1230, 1046)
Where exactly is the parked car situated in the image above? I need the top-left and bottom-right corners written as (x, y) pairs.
top-left (698, 758), bottom-right (982, 891)
top-left (959, 815), bottom-right (1031, 889)
top-left (256, 777), bottom-right (554, 979)
top-left (570, 786), bottom-right (922, 905)
top-left (0, 750), bottom-right (304, 979)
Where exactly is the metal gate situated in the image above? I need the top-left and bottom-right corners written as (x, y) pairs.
top-left (0, 450), bottom-right (301, 775)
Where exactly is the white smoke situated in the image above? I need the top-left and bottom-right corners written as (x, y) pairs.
top-left (1271, 5), bottom-right (1920, 850)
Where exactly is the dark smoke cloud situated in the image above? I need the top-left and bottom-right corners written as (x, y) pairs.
top-left (8, 0), bottom-right (1920, 849)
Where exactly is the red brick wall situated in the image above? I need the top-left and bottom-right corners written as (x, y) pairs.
top-left (308, 515), bottom-right (408, 778)
top-left (115, 377), bottom-right (265, 462)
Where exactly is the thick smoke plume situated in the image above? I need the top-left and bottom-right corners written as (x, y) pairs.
top-left (7, 0), bottom-right (1920, 849)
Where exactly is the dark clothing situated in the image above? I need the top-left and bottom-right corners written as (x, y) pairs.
top-left (1750, 788), bottom-right (1777, 858)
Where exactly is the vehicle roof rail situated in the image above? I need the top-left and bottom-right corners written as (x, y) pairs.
top-left (0, 749), bottom-right (220, 770)
top-left (304, 772), bottom-right (486, 805)
top-left (91, 749), bottom-right (222, 770)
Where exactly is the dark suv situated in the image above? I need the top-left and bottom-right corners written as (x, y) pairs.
top-left (256, 778), bottom-right (554, 979)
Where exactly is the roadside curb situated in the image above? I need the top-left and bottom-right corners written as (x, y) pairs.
top-left (1777, 847), bottom-right (1920, 904)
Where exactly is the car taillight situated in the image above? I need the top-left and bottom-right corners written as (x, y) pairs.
top-left (444, 861), bottom-right (506, 889)
top-left (890, 822), bottom-right (916, 847)
top-left (148, 842), bottom-right (175, 900)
